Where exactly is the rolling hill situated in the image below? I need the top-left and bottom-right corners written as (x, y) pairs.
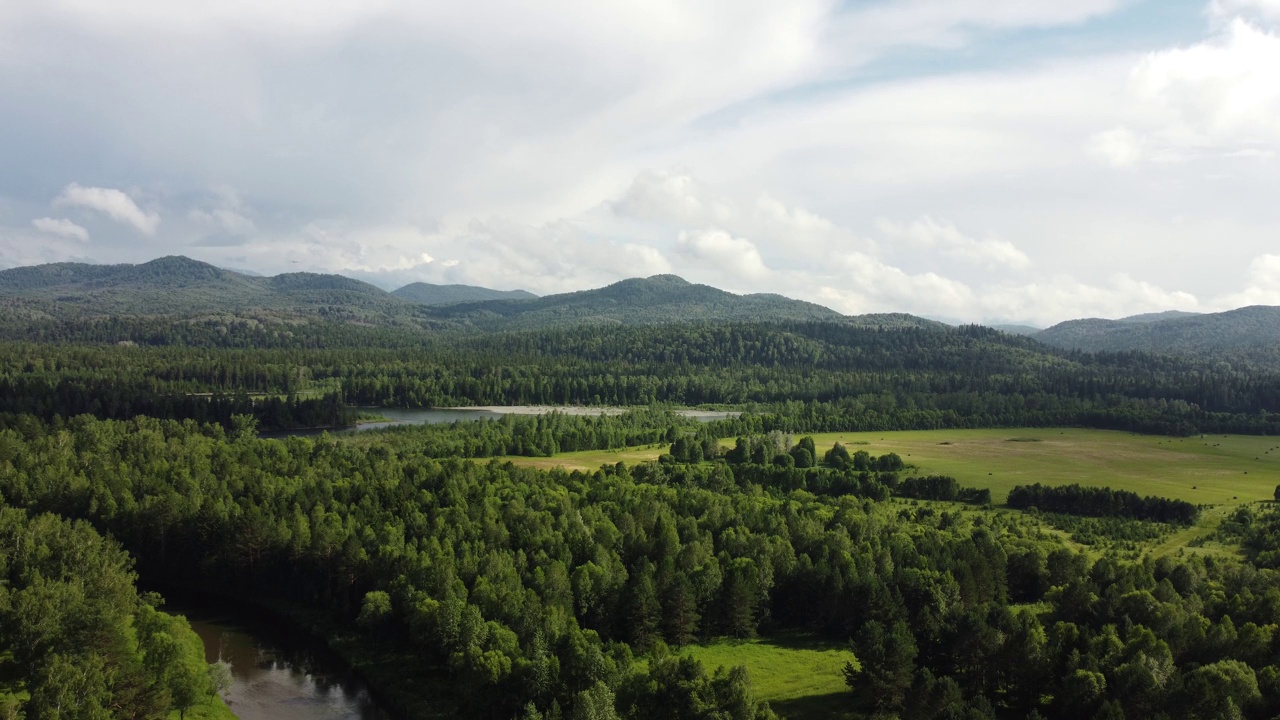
top-left (426, 274), bottom-right (855, 329)
top-left (4, 258), bottom-right (951, 332)
top-left (393, 282), bottom-right (536, 306)
top-left (0, 256), bottom-right (417, 320)
top-left (1035, 305), bottom-right (1280, 363)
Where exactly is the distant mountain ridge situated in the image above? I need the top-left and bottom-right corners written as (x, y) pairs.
top-left (1034, 306), bottom-right (1280, 362)
top-left (2, 257), bottom-right (949, 331)
top-left (0, 256), bottom-right (414, 320)
top-left (3, 257), bottom-right (1274, 357)
top-left (1116, 310), bottom-right (1201, 324)
top-left (427, 274), bottom-right (855, 329)
top-left (393, 282), bottom-right (536, 306)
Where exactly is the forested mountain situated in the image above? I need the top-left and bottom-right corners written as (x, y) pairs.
top-left (1036, 305), bottom-right (1280, 365)
top-left (0, 255), bottom-right (419, 320)
top-left (427, 274), bottom-right (852, 329)
top-left (393, 281), bottom-right (536, 305)
top-left (0, 258), bottom-right (874, 330)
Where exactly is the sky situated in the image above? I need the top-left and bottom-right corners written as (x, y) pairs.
top-left (2, 0), bottom-right (1279, 326)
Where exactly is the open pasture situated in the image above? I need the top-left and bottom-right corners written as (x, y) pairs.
top-left (503, 428), bottom-right (1280, 505)
top-left (798, 428), bottom-right (1280, 504)
top-left (678, 633), bottom-right (854, 720)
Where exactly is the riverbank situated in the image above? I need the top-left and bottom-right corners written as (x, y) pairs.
top-left (160, 587), bottom-right (456, 720)
top-left (168, 697), bottom-right (238, 720)
top-left (466, 405), bottom-right (738, 421)
top-left (261, 405), bottom-right (740, 439)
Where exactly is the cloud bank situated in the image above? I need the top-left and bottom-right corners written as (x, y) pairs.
top-left (0, 0), bottom-right (1277, 325)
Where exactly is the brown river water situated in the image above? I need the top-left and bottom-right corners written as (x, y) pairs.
top-left (177, 605), bottom-right (394, 720)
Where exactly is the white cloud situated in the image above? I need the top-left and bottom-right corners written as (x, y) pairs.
top-left (189, 189), bottom-right (257, 237)
top-left (1213, 253), bottom-right (1280, 306)
top-left (611, 170), bottom-right (728, 226)
top-left (676, 229), bottom-right (770, 280)
top-left (877, 217), bottom-right (1030, 271)
top-left (1087, 126), bottom-right (1146, 166)
top-left (0, 226), bottom-right (93, 268)
top-left (977, 274), bottom-right (1201, 324)
top-left (1132, 18), bottom-right (1280, 147)
top-left (189, 208), bottom-right (256, 236)
top-left (1209, 0), bottom-right (1280, 25)
top-left (208, 214), bottom-right (673, 295)
top-left (4, 0), bottom-right (1279, 325)
top-left (31, 217), bottom-right (90, 242)
top-left (827, 0), bottom-right (1124, 63)
top-left (54, 184), bottom-right (160, 235)
top-left (820, 251), bottom-right (976, 316)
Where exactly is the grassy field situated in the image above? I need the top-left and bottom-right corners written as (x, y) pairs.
top-left (678, 633), bottom-right (854, 720)
top-left (504, 428), bottom-right (1280, 506)
top-left (501, 443), bottom-right (670, 472)
top-left (796, 428), bottom-right (1280, 505)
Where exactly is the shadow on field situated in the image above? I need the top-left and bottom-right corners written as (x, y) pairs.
top-left (768, 691), bottom-right (850, 719)
top-left (762, 629), bottom-right (848, 652)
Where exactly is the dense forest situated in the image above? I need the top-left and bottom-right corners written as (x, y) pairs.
top-left (3, 264), bottom-right (1280, 719)
top-left (1, 318), bottom-right (1278, 435)
top-left (0, 412), bottom-right (1278, 719)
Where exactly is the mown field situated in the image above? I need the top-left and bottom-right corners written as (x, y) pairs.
top-left (504, 428), bottom-right (1280, 505)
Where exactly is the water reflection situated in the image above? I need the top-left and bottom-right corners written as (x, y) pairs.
top-left (264, 406), bottom-right (737, 439)
top-left (180, 607), bottom-right (392, 720)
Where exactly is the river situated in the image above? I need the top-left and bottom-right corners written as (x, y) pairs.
top-left (178, 604), bottom-right (394, 720)
top-left (265, 405), bottom-right (738, 438)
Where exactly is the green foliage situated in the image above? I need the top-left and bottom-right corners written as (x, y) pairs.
top-left (137, 605), bottom-right (214, 719)
top-left (846, 620), bottom-right (917, 715)
top-left (1008, 483), bottom-right (1199, 525)
top-left (0, 508), bottom-right (217, 719)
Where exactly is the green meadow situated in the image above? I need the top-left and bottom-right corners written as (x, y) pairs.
top-left (796, 428), bottom-right (1280, 505)
top-left (506, 428), bottom-right (1280, 506)
top-left (678, 633), bottom-right (855, 720)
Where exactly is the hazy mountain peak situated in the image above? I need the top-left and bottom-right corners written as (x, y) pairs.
top-left (393, 281), bottom-right (536, 306)
top-left (1117, 310), bottom-right (1201, 324)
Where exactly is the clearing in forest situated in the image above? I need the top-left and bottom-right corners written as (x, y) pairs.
top-left (503, 428), bottom-right (1280, 506)
top-left (676, 633), bottom-right (854, 720)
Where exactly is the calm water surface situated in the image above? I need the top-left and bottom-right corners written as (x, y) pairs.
top-left (179, 606), bottom-right (393, 720)
top-left (266, 406), bottom-right (735, 438)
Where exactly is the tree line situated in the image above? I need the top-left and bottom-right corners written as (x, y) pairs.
top-left (3, 317), bottom-right (1280, 436)
top-left (1007, 483), bottom-right (1201, 525)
